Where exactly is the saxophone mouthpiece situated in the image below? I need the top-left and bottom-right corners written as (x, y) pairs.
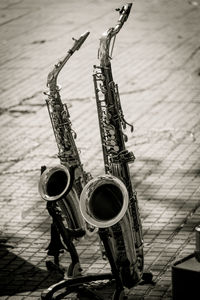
top-left (70, 31), bottom-right (90, 53)
top-left (71, 31), bottom-right (90, 52)
top-left (78, 31), bottom-right (90, 48)
top-left (118, 3), bottom-right (132, 23)
top-left (81, 31), bottom-right (90, 39)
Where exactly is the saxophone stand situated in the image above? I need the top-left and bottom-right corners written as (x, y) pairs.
top-left (41, 227), bottom-right (122, 300)
top-left (41, 227), bottom-right (154, 300)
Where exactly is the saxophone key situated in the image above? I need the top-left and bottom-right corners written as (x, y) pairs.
top-left (108, 129), bottom-right (115, 136)
top-left (113, 145), bottom-right (120, 152)
top-left (108, 140), bottom-right (116, 146)
top-left (99, 83), bottom-right (107, 94)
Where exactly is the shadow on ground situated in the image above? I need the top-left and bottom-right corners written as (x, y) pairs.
top-left (0, 242), bottom-right (63, 297)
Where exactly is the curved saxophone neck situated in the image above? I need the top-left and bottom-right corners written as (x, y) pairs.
top-left (47, 31), bottom-right (90, 89)
top-left (98, 3), bottom-right (132, 66)
top-left (113, 3), bottom-right (132, 35)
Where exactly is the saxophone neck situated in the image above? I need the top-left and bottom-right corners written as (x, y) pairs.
top-left (47, 31), bottom-right (90, 89)
top-left (113, 3), bottom-right (132, 35)
top-left (98, 3), bottom-right (132, 66)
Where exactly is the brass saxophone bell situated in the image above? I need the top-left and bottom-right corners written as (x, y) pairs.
top-left (80, 174), bottom-right (129, 228)
top-left (38, 165), bottom-right (71, 202)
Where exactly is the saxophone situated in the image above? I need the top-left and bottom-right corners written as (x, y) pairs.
top-left (80, 3), bottom-right (144, 288)
top-left (39, 31), bottom-right (95, 250)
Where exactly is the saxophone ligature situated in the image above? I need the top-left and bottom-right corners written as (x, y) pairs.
top-left (80, 3), bottom-right (151, 289)
top-left (38, 32), bottom-right (96, 275)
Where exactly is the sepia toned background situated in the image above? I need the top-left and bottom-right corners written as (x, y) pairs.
top-left (0, 0), bottom-right (200, 299)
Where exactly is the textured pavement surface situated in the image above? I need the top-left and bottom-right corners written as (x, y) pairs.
top-left (0, 0), bottom-right (200, 299)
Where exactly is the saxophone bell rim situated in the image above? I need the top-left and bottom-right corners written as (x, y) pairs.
top-left (80, 174), bottom-right (129, 228)
top-left (38, 164), bottom-right (71, 202)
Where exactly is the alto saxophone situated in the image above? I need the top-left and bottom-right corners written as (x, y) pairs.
top-left (38, 32), bottom-right (95, 269)
top-left (80, 4), bottom-right (145, 288)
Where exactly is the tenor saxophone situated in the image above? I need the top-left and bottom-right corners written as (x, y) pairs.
top-left (39, 31), bottom-right (95, 244)
top-left (80, 4), bottom-right (144, 288)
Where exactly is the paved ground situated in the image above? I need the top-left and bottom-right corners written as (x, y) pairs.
top-left (0, 0), bottom-right (200, 299)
